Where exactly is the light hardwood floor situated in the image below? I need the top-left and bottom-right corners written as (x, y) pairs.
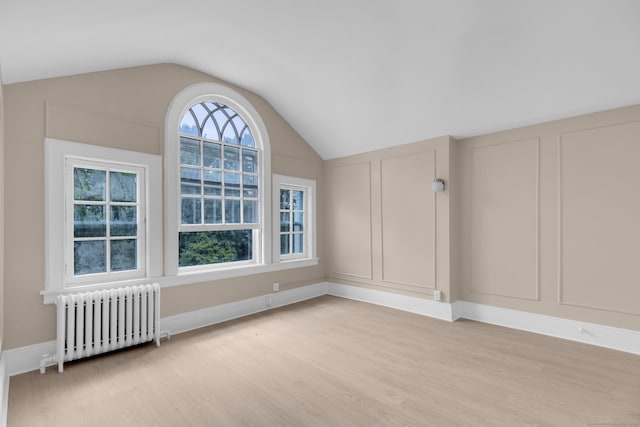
top-left (7, 295), bottom-right (640, 426)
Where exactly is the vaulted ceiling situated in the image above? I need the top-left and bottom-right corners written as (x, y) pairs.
top-left (1, 0), bottom-right (639, 159)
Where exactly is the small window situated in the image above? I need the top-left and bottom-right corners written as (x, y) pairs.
top-left (273, 175), bottom-right (316, 262)
top-left (44, 138), bottom-right (162, 300)
top-left (279, 187), bottom-right (306, 257)
top-left (66, 159), bottom-right (146, 284)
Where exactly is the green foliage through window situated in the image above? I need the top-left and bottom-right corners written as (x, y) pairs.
top-left (179, 230), bottom-right (252, 267)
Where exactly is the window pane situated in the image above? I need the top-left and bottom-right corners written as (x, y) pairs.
top-left (280, 234), bottom-right (290, 255)
top-left (293, 212), bottom-right (304, 232)
top-left (202, 116), bottom-right (219, 141)
top-left (110, 206), bottom-right (137, 236)
top-left (179, 113), bottom-right (198, 136)
top-left (280, 212), bottom-right (290, 232)
top-left (74, 240), bottom-right (106, 275)
top-left (224, 172), bottom-right (241, 197)
top-left (243, 174), bottom-right (258, 198)
top-left (181, 167), bottom-right (201, 195)
top-left (111, 239), bottom-right (137, 271)
top-left (203, 170), bottom-right (222, 196)
top-left (181, 198), bottom-right (201, 224)
top-left (242, 150), bottom-right (257, 173)
top-left (222, 123), bottom-right (239, 144)
top-left (180, 137), bottom-right (200, 166)
top-left (190, 103), bottom-right (208, 128)
top-left (280, 189), bottom-right (290, 210)
top-left (243, 200), bottom-right (258, 224)
top-left (74, 168), bottom-right (106, 201)
top-left (293, 233), bottom-right (304, 254)
top-left (213, 109), bottom-right (227, 133)
top-left (74, 205), bottom-right (106, 237)
top-left (224, 146), bottom-right (240, 171)
top-left (232, 116), bottom-right (246, 138)
top-left (292, 190), bottom-right (304, 210)
top-left (240, 128), bottom-right (254, 147)
top-left (179, 230), bottom-right (252, 267)
top-left (110, 171), bottom-right (137, 202)
top-left (225, 199), bottom-right (241, 223)
top-left (203, 141), bottom-right (222, 168)
top-left (204, 199), bottom-right (222, 224)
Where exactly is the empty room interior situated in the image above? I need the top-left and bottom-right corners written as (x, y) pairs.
top-left (1, 1), bottom-right (639, 426)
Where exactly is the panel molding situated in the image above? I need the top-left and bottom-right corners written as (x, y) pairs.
top-left (557, 123), bottom-right (640, 315)
top-left (379, 150), bottom-right (437, 289)
top-left (45, 101), bottom-right (161, 153)
top-left (327, 162), bottom-right (373, 280)
top-left (468, 138), bottom-right (541, 301)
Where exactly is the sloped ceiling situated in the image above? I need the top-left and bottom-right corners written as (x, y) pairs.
top-left (1, 0), bottom-right (639, 159)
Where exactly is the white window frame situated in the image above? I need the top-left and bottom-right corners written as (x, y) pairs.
top-left (65, 158), bottom-right (146, 285)
top-left (43, 138), bottom-right (162, 303)
top-left (272, 174), bottom-right (317, 263)
top-left (165, 83), bottom-right (272, 277)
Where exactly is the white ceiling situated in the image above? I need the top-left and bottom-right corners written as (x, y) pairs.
top-left (1, 0), bottom-right (639, 159)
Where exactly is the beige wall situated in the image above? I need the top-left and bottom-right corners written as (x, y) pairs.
top-left (456, 105), bottom-right (640, 330)
top-left (324, 136), bottom-right (453, 301)
top-left (3, 61), bottom-right (639, 351)
top-left (3, 64), bottom-right (324, 349)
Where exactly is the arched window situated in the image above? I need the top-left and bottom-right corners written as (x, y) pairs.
top-left (165, 83), bottom-right (271, 276)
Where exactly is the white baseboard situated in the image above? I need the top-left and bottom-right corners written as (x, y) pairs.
top-left (326, 282), bottom-right (453, 321)
top-left (1, 352), bottom-right (8, 427)
top-left (453, 300), bottom-right (640, 356)
top-left (5, 340), bottom-right (56, 377)
top-left (2, 281), bottom-right (638, 388)
top-left (161, 282), bottom-right (328, 335)
top-left (2, 283), bottom-right (328, 379)
top-left (326, 283), bottom-right (640, 356)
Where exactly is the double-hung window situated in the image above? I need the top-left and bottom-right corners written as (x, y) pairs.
top-left (164, 82), bottom-right (317, 283)
top-left (67, 159), bottom-right (145, 283)
top-left (43, 138), bottom-right (162, 302)
top-left (177, 101), bottom-right (262, 269)
top-left (273, 174), bottom-right (316, 262)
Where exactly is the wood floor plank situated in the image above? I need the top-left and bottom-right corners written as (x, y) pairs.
top-left (7, 296), bottom-right (640, 426)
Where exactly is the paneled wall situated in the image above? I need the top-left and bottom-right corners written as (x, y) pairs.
top-left (325, 136), bottom-right (452, 300)
top-left (457, 105), bottom-right (640, 330)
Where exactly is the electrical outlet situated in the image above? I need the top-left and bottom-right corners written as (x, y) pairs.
top-left (273, 282), bottom-right (280, 292)
top-left (433, 290), bottom-right (442, 301)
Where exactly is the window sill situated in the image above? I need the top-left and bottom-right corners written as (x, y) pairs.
top-left (41, 257), bottom-right (319, 304)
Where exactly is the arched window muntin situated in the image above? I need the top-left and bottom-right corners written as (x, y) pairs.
top-left (165, 83), bottom-right (271, 276)
top-left (178, 101), bottom-right (259, 229)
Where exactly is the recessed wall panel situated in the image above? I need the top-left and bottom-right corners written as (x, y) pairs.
top-left (381, 152), bottom-right (435, 288)
top-left (559, 122), bottom-right (640, 314)
top-left (470, 139), bottom-right (539, 300)
top-left (326, 162), bottom-right (373, 279)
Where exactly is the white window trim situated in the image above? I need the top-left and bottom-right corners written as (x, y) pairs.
top-left (165, 82), bottom-right (272, 276)
top-left (272, 174), bottom-right (317, 263)
top-left (42, 138), bottom-right (162, 303)
top-left (42, 86), bottom-right (320, 304)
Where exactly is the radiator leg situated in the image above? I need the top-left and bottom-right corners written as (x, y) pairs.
top-left (39, 353), bottom-right (57, 374)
